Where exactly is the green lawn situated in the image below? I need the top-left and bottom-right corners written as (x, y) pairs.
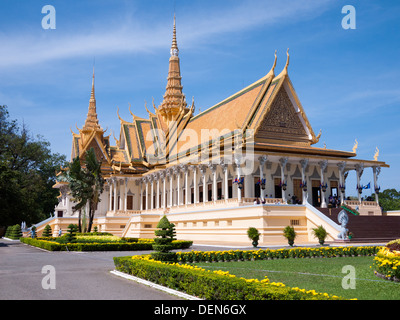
top-left (193, 256), bottom-right (400, 300)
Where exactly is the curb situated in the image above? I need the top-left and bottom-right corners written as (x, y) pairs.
top-left (110, 270), bottom-right (202, 300)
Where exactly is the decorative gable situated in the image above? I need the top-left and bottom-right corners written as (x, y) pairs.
top-left (254, 79), bottom-right (312, 145)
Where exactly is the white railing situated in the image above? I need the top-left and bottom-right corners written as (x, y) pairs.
top-left (345, 200), bottom-right (379, 207)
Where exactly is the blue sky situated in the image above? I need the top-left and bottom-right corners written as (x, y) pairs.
top-left (1, 0), bottom-right (399, 196)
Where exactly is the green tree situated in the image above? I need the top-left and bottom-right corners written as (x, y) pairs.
top-left (61, 147), bottom-right (104, 232)
top-left (0, 105), bottom-right (67, 228)
top-left (372, 189), bottom-right (400, 212)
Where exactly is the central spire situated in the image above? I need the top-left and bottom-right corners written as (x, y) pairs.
top-left (158, 14), bottom-right (187, 124)
top-left (83, 67), bottom-right (101, 131)
top-left (170, 14), bottom-right (179, 57)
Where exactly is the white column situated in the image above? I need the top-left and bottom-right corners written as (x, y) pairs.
top-left (190, 165), bottom-right (198, 204)
top-left (279, 157), bottom-right (288, 203)
top-left (319, 160), bottom-right (328, 208)
top-left (145, 177), bottom-right (149, 210)
top-left (124, 178), bottom-right (128, 211)
top-left (337, 161), bottom-right (346, 205)
top-left (355, 163), bottom-right (364, 204)
top-left (199, 165), bottom-right (207, 203)
top-left (300, 159), bottom-right (309, 204)
top-left (169, 169), bottom-right (173, 207)
top-left (372, 166), bottom-right (381, 205)
top-left (259, 155), bottom-right (267, 201)
top-left (140, 179), bottom-right (143, 211)
top-left (174, 167), bottom-right (181, 206)
top-left (181, 165), bottom-right (189, 205)
top-left (208, 163), bottom-right (217, 202)
top-left (161, 172), bottom-right (166, 209)
top-left (113, 178), bottom-right (117, 213)
top-left (221, 162), bottom-right (228, 200)
top-left (109, 179), bottom-right (113, 211)
top-left (156, 174), bottom-right (160, 209)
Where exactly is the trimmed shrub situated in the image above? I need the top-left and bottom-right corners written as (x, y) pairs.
top-left (176, 246), bottom-right (381, 263)
top-left (9, 224), bottom-right (22, 240)
top-left (65, 224), bottom-right (78, 243)
top-left (42, 225), bottom-right (52, 237)
top-left (312, 225), bottom-right (328, 245)
top-left (152, 215), bottom-right (177, 262)
top-left (113, 255), bottom-right (345, 300)
top-left (20, 236), bottom-right (191, 252)
top-left (283, 226), bottom-right (296, 246)
top-left (247, 227), bottom-right (260, 247)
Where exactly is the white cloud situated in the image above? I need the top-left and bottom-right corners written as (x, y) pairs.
top-left (0, 0), bottom-right (333, 68)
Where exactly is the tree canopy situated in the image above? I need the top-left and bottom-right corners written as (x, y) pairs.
top-left (0, 105), bottom-right (67, 227)
top-left (62, 147), bottom-right (104, 232)
top-left (373, 189), bottom-right (400, 212)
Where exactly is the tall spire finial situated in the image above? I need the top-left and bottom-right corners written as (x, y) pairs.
top-left (171, 14), bottom-right (179, 57)
top-left (90, 66), bottom-right (95, 102)
top-left (83, 67), bottom-right (101, 131)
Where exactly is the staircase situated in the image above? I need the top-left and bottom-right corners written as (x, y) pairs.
top-left (318, 207), bottom-right (400, 243)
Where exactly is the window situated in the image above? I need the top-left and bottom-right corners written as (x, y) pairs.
top-left (290, 219), bottom-right (300, 226)
top-left (127, 195), bottom-right (133, 210)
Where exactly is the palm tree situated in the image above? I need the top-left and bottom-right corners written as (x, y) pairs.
top-left (62, 148), bottom-right (104, 232)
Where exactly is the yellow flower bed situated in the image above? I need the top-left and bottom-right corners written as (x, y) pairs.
top-left (373, 243), bottom-right (400, 282)
top-left (128, 254), bottom-right (344, 300)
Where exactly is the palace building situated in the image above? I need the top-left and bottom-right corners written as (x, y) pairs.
top-left (48, 16), bottom-right (390, 245)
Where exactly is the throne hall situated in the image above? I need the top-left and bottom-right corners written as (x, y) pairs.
top-left (49, 17), bottom-right (389, 245)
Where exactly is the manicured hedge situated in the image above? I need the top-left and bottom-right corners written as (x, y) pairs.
top-left (20, 237), bottom-right (192, 252)
top-left (175, 246), bottom-right (381, 263)
top-left (113, 255), bottom-right (345, 300)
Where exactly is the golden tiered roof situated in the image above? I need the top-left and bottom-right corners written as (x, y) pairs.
top-left (69, 17), bottom-right (389, 176)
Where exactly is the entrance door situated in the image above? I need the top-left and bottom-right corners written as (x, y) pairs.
top-left (293, 178), bottom-right (302, 204)
top-left (311, 180), bottom-right (321, 207)
top-left (274, 178), bottom-right (282, 198)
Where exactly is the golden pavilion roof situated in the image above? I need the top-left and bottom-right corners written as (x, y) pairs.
top-left (69, 20), bottom-right (389, 177)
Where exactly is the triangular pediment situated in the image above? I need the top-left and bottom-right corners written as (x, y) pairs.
top-left (254, 77), bottom-right (315, 145)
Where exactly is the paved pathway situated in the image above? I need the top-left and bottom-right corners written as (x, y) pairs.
top-left (0, 238), bottom-right (385, 300)
top-left (0, 239), bottom-right (181, 300)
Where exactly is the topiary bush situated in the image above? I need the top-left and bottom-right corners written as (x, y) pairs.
top-left (65, 224), bottom-right (78, 243)
top-left (9, 224), bottom-right (22, 240)
top-left (42, 224), bottom-right (52, 237)
top-left (151, 215), bottom-right (177, 262)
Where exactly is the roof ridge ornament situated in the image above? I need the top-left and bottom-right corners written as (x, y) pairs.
top-left (277, 48), bottom-right (290, 78)
top-left (266, 50), bottom-right (277, 78)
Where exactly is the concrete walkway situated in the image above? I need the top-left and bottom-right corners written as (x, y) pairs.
top-left (0, 238), bottom-right (386, 300)
top-left (0, 239), bottom-right (180, 300)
